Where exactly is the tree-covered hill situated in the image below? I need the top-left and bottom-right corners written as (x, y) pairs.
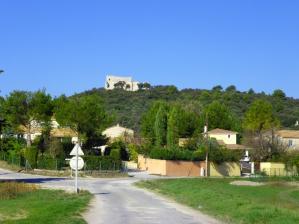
top-left (77, 86), bottom-right (299, 133)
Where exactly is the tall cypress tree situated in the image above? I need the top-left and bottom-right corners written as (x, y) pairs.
top-left (167, 106), bottom-right (179, 147)
top-left (154, 105), bottom-right (168, 147)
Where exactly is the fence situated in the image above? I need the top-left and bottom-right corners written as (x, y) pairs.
top-left (0, 151), bottom-right (24, 167)
top-left (260, 168), bottom-right (298, 177)
top-left (0, 151), bottom-right (125, 172)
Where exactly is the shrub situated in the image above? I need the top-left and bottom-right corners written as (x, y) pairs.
top-left (149, 147), bottom-right (194, 161)
top-left (24, 146), bottom-right (38, 168)
top-left (83, 156), bottom-right (122, 170)
top-left (109, 140), bottom-right (129, 161)
top-left (110, 149), bottom-right (121, 161)
top-left (48, 138), bottom-right (65, 159)
top-left (37, 155), bottom-right (65, 170)
top-left (283, 151), bottom-right (299, 174)
top-left (0, 137), bottom-right (25, 152)
top-left (128, 144), bottom-right (139, 162)
top-left (191, 150), bottom-right (205, 161)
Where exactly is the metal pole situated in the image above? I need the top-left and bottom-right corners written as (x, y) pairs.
top-left (204, 125), bottom-right (209, 177)
top-left (75, 144), bottom-right (78, 193)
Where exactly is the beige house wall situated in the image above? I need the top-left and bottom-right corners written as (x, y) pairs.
top-left (209, 133), bottom-right (237, 145)
top-left (209, 162), bottom-right (241, 177)
top-left (280, 137), bottom-right (299, 150)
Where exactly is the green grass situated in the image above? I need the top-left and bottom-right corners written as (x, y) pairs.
top-left (0, 183), bottom-right (92, 224)
top-left (136, 178), bottom-right (299, 224)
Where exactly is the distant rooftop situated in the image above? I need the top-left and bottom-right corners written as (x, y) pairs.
top-left (276, 130), bottom-right (299, 139)
top-left (208, 128), bottom-right (238, 135)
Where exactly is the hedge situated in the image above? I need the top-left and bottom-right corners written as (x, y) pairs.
top-left (83, 156), bottom-right (122, 170)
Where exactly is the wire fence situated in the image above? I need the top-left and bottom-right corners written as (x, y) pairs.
top-left (0, 151), bottom-right (125, 172)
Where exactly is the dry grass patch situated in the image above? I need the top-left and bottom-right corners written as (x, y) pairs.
top-left (0, 182), bottom-right (38, 200)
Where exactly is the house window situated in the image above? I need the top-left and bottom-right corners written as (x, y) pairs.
top-left (228, 135), bottom-right (231, 138)
top-left (288, 140), bottom-right (293, 147)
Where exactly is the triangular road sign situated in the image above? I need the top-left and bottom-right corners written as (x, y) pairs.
top-left (70, 143), bottom-right (84, 156)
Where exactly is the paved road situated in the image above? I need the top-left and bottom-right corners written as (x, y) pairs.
top-left (0, 168), bottom-right (221, 224)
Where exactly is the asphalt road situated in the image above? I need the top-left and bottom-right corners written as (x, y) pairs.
top-left (0, 169), bottom-right (221, 224)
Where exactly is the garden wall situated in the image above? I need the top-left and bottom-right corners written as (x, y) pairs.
top-left (138, 155), bottom-right (240, 177)
top-left (209, 162), bottom-right (241, 177)
top-left (166, 160), bottom-right (205, 177)
top-left (260, 162), bottom-right (297, 176)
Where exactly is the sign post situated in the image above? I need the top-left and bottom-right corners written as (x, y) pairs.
top-left (70, 143), bottom-right (84, 193)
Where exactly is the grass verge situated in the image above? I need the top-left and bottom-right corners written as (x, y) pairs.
top-left (0, 182), bottom-right (92, 224)
top-left (136, 178), bottom-right (299, 224)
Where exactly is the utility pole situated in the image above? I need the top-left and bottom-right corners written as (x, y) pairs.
top-left (204, 113), bottom-right (209, 177)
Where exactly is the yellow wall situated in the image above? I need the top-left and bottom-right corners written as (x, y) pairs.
top-left (209, 133), bottom-right (237, 145)
top-left (260, 162), bottom-right (287, 176)
top-left (209, 162), bottom-right (241, 177)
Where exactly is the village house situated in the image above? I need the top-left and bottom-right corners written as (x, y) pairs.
top-left (207, 128), bottom-right (247, 150)
top-left (102, 124), bottom-right (134, 142)
top-left (20, 119), bottom-right (78, 143)
top-left (276, 130), bottom-right (299, 150)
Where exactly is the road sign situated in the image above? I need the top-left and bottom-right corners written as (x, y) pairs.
top-left (70, 144), bottom-right (84, 156)
top-left (70, 156), bottom-right (85, 170)
top-left (69, 143), bottom-right (85, 193)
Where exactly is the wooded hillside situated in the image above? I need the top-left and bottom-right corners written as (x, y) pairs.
top-left (77, 85), bottom-right (299, 133)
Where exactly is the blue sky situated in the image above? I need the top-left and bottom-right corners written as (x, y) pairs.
top-left (0, 0), bottom-right (298, 97)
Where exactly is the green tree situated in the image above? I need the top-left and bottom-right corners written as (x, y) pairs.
top-left (202, 101), bottom-right (240, 131)
top-left (225, 85), bottom-right (237, 92)
top-left (4, 90), bottom-right (53, 147)
top-left (141, 101), bottom-right (165, 143)
top-left (114, 81), bottom-right (126, 89)
top-left (154, 104), bottom-right (168, 147)
top-left (167, 106), bottom-right (180, 147)
top-left (54, 93), bottom-right (112, 144)
top-left (212, 85), bottom-right (223, 92)
top-left (243, 99), bottom-right (280, 161)
top-left (272, 89), bottom-right (286, 99)
top-left (243, 99), bottom-right (279, 133)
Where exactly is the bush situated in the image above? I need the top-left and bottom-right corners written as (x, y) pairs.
top-left (191, 150), bottom-right (205, 161)
top-left (0, 137), bottom-right (25, 152)
top-left (48, 138), bottom-right (65, 159)
top-left (37, 155), bottom-right (65, 170)
top-left (109, 141), bottom-right (129, 161)
top-left (24, 146), bottom-right (38, 168)
top-left (283, 151), bottom-right (299, 174)
top-left (128, 144), bottom-right (139, 162)
top-left (149, 147), bottom-right (194, 161)
top-left (84, 156), bottom-right (122, 170)
top-left (110, 149), bottom-right (121, 161)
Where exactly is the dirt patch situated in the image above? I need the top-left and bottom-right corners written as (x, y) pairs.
top-left (230, 180), bottom-right (265, 186)
top-left (0, 210), bottom-right (27, 221)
